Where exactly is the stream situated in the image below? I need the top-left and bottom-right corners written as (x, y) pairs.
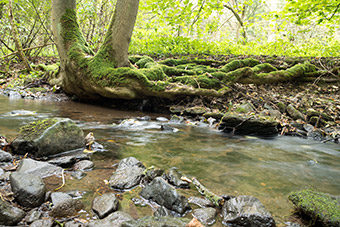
top-left (0, 95), bottom-right (339, 226)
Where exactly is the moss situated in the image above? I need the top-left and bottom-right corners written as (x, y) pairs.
top-left (28, 87), bottom-right (47, 93)
top-left (140, 66), bottom-right (168, 81)
top-left (19, 118), bottom-right (58, 141)
top-left (252, 63), bottom-right (278, 74)
top-left (135, 56), bottom-right (154, 68)
top-left (220, 58), bottom-right (260, 73)
top-left (289, 189), bottom-right (340, 226)
top-left (38, 63), bottom-right (60, 72)
top-left (169, 74), bottom-right (221, 89)
top-left (158, 58), bottom-right (188, 66)
top-left (128, 55), bottom-right (144, 64)
top-left (161, 65), bottom-right (196, 77)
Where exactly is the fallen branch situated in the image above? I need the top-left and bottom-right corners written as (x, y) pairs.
top-left (0, 43), bottom-right (55, 59)
top-left (192, 177), bottom-right (224, 207)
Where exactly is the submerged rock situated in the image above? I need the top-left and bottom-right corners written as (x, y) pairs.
top-left (11, 118), bottom-right (84, 157)
top-left (121, 216), bottom-right (191, 227)
top-left (17, 158), bottom-right (62, 178)
top-left (222, 195), bottom-right (275, 227)
top-left (140, 177), bottom-right (190, 214)
top-left (92, 193), bottom-right (119, 219)
top-left (188, 197), bottom-right (214, 208)
top-left (87, 211), bottom-right (133, 227)
top-left (10, 172), bottom-right (46, 208)
top-left (0, 199), bottom-right (25, 225)
top-left (289, 189), bottom-right (340, 227)
top-left (219, 114), bottom-right (278, 136)
top-left (109, 157), bottom-right (145, 190)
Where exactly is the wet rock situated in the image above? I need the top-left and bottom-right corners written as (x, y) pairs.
top-left (236, 102), bottom-right (255, 113)
top-left (287, 104), bottom-right (304, 120)
top-left (307, 129), bottom-right (324, 141)
top-left (268, 110), bottom-right (281, 119)
top-left (24, 208), bottom-right (41, 224)
top-left (65, 220), bottom-right (87, 227)
top-left (11, 118), bottom-right (84, 157)
top-left (29, 218), bottom-right (53, 227)
top-left (219, 114), bottom-right (278, 136)
top-left (71, 170), bottom-right (87, 179)
top-left (156, 117), bottom-right (169, 122)
top-left (307, 108), bottom-right (333, 121)
top-left (140, 177), bottom-right (190, 214)
top-left (92, 193), bottom-right (119, 219)
top-left (17, 158), bottom-right (63, 178)
top-left (188, 197), bottom-right (214, 208)
top-left (160, 124), bottom-right (178, 132)
top-left (289, 189), bottom-right (340, 227)
top-left (73, 160), bottom-right (94, 171)
top-left (136, 116), bottom-right (151, 121)
top-left (303, 124), bottom-right (314, 132)
top-left (0, 150), bottom-right (12, 162)
top-left (170, 115), bottom-right (184, 123)
top-left (51, 192), bottom-right (72, 206)
top-left (276, 102), bottom-right (286, 113)
top-left (10, 172), bottom-right (46, 208)
top-left (169, 106), bottom-right (184, 114)
top-left (48, 153), bottom-right (89, 167)
top-left (87, 211), bottom-right (133, 227)
top-left (222, 195), bottom-right (275, 227)
top-left (184, 107), bottom-right (209, 116)
top-left (142, 168), bottom-right (164, 184)
top-left (0, 199), bottom-right (25, 225)
top-left (49, 198), bottom-right (84, 218)
top-left (122, 216), bottom-right (191, 227)
top-left (109, 157), bottom-right (145, 190)
top-left (309, 116), bottom-right (323, 126)
top-left (203, 112), bottom-right (224, 120)
top-left (154, 206), bottom-right (174, 217)
top-left (166, 167), bottom-right (190, 189)
top-left (192, 207), bottom-right (216, 226)
top-left (284, 222), bottom-right (301, 227)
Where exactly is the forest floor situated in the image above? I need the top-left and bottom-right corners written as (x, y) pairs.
top-left (0, 55), bottom-right (339, 143)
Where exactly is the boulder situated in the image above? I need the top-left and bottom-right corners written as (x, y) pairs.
top-left (24, 208), bottom-right (42, 224)
top-left (289, 189), bottom-right (340, 227)
top-left (236, 102), bottom-right (255, 113)
top-left (48, 153), bottom-right (89, 167)
top-left (192, 207), bottom-right (216, 226)
top-left (49, 198), bottom-right (84, 218)
top-left (11, 118), bottom-right (84, 157)
top-left (154, 206), bottom-right (174, 217)
top-left (0, 150), bottom-right (12, 162)
top-left (222, 195), bottom-right (275, 227)
top-left (166, 167), bottom-right (190, 189)
top-left (140, 177), bottom-right (190, 214)
top-left (287, 104), bottom-right (304, 120)
top-left (0, 199), bottom-right (25, 226)
top-left (109, 157), bottom-right (145, 190)
top-left (219, 114), bottom-right (278, 136)
top-left (29, 218), bottom-right (54, 227)
top-left (188, 197), bottom-right (214, 208)
top-left (121, 216), bottom-right (191, 227)
top-left (87, 211), bottom-right (133, 227)
top-left (92, 193), bottom-right (119, 219)
top-left (17, 158), bottom-right (62, 178)
top-left (51, 192), bottom-right (72, 206)
top-left (10, 172), bottom-right (46, 208)
top-left (73, 160), bottom-right (94, 171)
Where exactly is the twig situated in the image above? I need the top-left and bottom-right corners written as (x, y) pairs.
top-left (1, 43), bottom-right (55, 59)
top-left (55, 169), bottom-right (65, 191)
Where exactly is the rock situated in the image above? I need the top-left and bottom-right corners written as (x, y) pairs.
top-left (49, 198), bottom-right (84, 218)
top-left (169, 106), bottom-right (185, 114)
top-left (65, 220), bottom-right (87, 227)
top-left (188, 197), bottom-right (214, 208)
top-left (17, 158), bottom-right (63, 178)
top-left (121, 216), bottom-right (191, 227)
top-left (0, 150), bottom-right (12, 162)
top-left (51, 192), bottom-right (72, 206)
top-left (87, 211), bottom-right (133, 227)
top-left (160, 124), bottom-right (178, 132)
top-left (136, 116), bottom-right (151, 121)
top-left (287, 104), bottom-right (304, 120)
top-left (268, 110), bottom-right (281, 119)
top-left (289, 189), bottom-right (340, 227)
top-left (10, 172), bottom-right (46, 208)
top-left (276, 102), bottom-right (286, 113)
top-left (236, 102), bottom-right (255, 113)
top-left (73, 160), bottom-right (94, 171)
top-left (219, 114), bottom-right (278, 137)
top-left (142, 168), bottom-right (164, 184)
top-left (24, 208), bottom-right (41, 224)
top-left (154, 206), bottom-right (174, 217)
top-left (29, 218), bottom-right (54, 227)
top-left (170, 115), bottom-right (184, 123)
top-left (140, 177), bottom-right (190, 214)
top-left (184, 107), bottom-right (209, 116)
top-left (156, 117), bottom-right (169, 122)
top-left (203, 112), bottom-right (225, 120)
top-left (307, 108), bottom-right (333, 121)
top-left (71, 170), bottom-right (87, 179)
top-left (166, 167), bottom-right (190, 189)
top-left (222, 195), bottom-right (275, 227)
top-left (11, 118), bottom-right (84, 157)
top-left (0, 199), bottom-right (25, 225)
top-left (307, 129), bottom-right (324, 141)
top-left (48, 153), bottom-right (89, 167)
top-left (109, 157), bottom-right (145, 190)
top-left (303, 124), bottom-right (314, 132)
top-left (192, 207), bottom-right (216, 226)
top-left (92, 193), bottom-right (119, 219)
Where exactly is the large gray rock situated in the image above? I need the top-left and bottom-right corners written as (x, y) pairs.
top-left (0, 199), bottom-right (25, 226)
top-left (109, 157), bottom-right (146, 190)
top-left (140, 177), bottom-right (190, 215)
top-left (51, 192), bottom-right (72, 206)
top-left (29, 218), bottom-right (53, 227)
top-left (87, 211), bottom-right (133, 227)
top-left (10, 172), bottom-right (46, 208)
top-left (17, 158), bottom-right (62, 178)
top-left (121, 216), bottom-right (191, 227)
top-left (192, 207), bottom-right (216, 226)
top-left (73, 160), bottom-right (94, 171)
top-left (222, 195), bottom-right (275, 227)
top-left (0, 150), bottom-right (12, 162)
top-left (219, 114), bottom-right (278, 136)
top-left (167, 167), bottom-right (190, 189)
top-left (48, 153), bottom-right (89, 167)
top-left (11, 118), bottom-right (84, 157)
top-left (49, 198), bottom-right (84, 218)
top-left (92, 193), bottom-right (119, 218)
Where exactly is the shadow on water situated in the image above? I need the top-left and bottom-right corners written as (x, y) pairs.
top-left (1, 95), bottom-right (339, 225)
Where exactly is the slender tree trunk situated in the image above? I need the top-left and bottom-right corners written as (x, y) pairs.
top-left (8, 0), bottom-right (32, 71)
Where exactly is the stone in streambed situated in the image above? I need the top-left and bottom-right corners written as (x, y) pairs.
top-left (10, 172), bottom-right (46, 208)
top-left (11, 118), bottom-right (84, 157)
top-left (140, 177), bottom-right (190, 215)
top-left (222, 195), bottom-right (275, 227)
top-left (121, 216), bottom-right (191, 227)
top-left (49, 197), bottom-right (84, 218)
top-left (0, 199), bottom-right (25, 226)
top-left (287, 104), bottom-right (304, 120)
top-left (92, 193), bottom-right (119, 219)
top-left (87, 211), bottom-right (133, 227)
top-left (48, 153), bottom-right (89, 167)
top-left (188, 196), bottom-right (214, 208)
top-left (73, 160), bottom-right (94, 171)
top-left (192, 207), bottom-right (216, 226)
top-left (17, 158), bottom-right (62, 178)
top-left (29, 218), bottom-right (54, 227)
top-left (0, 150), bottom-right (12, 162)
top-left (166, 167), bottom-right (190, 189)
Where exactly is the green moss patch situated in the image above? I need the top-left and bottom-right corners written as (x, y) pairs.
top-left (19, 118), bottom-right (58, 141)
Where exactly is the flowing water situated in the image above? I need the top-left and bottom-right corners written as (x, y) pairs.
top-left (1, 95), bottom-right (339, 226)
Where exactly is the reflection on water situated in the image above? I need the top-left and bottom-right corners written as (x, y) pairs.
top-left (1, 95), bottom-right (339, 225)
